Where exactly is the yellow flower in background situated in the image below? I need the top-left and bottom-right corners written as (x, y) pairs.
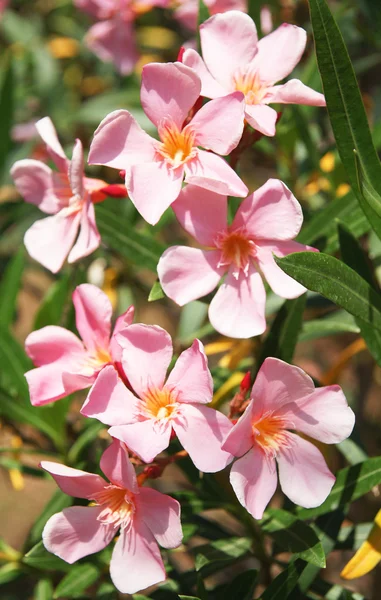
top-left (320, 151), bottom-right (335, 173)
top-left (341, 509), bottom-right (381, 579)
top-left (47, 37), bottom-right (79, 59)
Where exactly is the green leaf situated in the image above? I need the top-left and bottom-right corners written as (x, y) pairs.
top-left (0, 562), bottom-right (22, 585)
top-left (34, 578), bottom-right (54, 600)
top-left (337, 438), bottom-right (368, 466)
top-left (308, 0), bottom-right (381, 237)
top-left (148, 280), bottom-right (165, 302)
top-left (179, 597), bottom-right (202, 600)
top-left (276, 252), bottom-right (381, 332)
top-left (28, 489), bottom-right (73, 545)
top-left (54, 563), bottom-right (100, 598)
top-left (216, 569), bottom-right (258, 600)
top-left (299, 311), bottom-right (360, 341)
top-left (96, 204), bottom-right (165, 272)
top-left (297, 457), bottom-right (381, 519)
top-left (193, 537), bottom-right (252, 577)
top-left (34, 272), bottom-right (72, 329)
top-left (0, 53), bottom-right (14, 179)
top-left (257, 294), bottom-right (306, 369)
top-left (260, 561), bottom-right (303, 600)
top-left (197, 0), bottom-right (210, 28)
top-left (67, 421), bottom-right (105, 465)
top-left (262, 508), bottom-right (326, 567)
top-left (0, 248), bottom-right (24, 328)
top-left (23, 541), bottom-right (70, 572)
top-left (337, 522), bottom-right (373, 551)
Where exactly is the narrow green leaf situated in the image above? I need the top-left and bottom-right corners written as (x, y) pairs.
top-left (297, 456), bottom-right (381, 520)
top-left (260, 561), bottom-right (303, 599)
top-left (197, 0), bottom-right (210, 28)
top-left (0, 562), bottom-right (22, 585)
top-left (28, 490), bottom-right (73, 545)
top-left (54, 563), bottom-right (100, 598)
top-left (299, 311), bottom-right (360, 341)
top-left (0, 248), bottom-right (24, 328)
top-left (354, 152), bottom-right (381, 241)
top-left (337, 438), bottom-right (368, 466)
top-left (23, 541), bottom-right (70, 572)
top-left (34, 578), bottom-right (54, 600)
top-left (217, 569), bottom-right (258, 600)
top-left (179, 597), bottom-right (202, 600)
top-left (262, 508), bottom-right (326, 567)
top-left (337, 522), bottom-right (373, 551)
top-left (67, 421), bottom-right (105, 465)
top-left (276, 252), bottom-right (381, 332)
top-left (0, 53), bottom-right (14, 179)
top-left (257, 294), bottom-right (306, 369)
top-left (95, 204), bottom-right (165, 272)
top-left (193, 537), bottom-right (252, 577)
top-left (148, 280), bottom-right (165, 302)
top-left (34, 272), bottom-right (72, 329)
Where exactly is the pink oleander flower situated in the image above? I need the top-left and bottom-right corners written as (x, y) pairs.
top-left (25, 284), bottom-right (133, 407)
top-left (88, 61), bottom-right (248, 225)
top-left (221, 358), bottom-right (355, 518)
top-left (41, 439), bottom-right (182, 594)
top-left (75, 0), bottom-right (168, 75)
top-left (157, 180), bottom-right (316, 339)
top-left (11, 118), bottom-right (114, 273)
top-left (183, 11), bottom-right (326, 136)
top-left (173, 0), bottom-right (246, 32)
top-left (81, 323), bottom-right (233, 472)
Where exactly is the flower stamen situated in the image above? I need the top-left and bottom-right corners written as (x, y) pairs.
top-left (156, 119), bottom-right (197, 168)
top-left (92, 484), bottom-right (135, 530)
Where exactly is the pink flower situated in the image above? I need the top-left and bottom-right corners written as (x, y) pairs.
top-left (88, 61), bottom-right (248, 225)
top-left (222, 358), bottom-right (355, 518)
top-left (41, 439), bottom-right (182, 594)
top-left (183, 11), bottom-right (326, 136)
top-left (25, 284), bottom-right (133, 407)
top-left (174, 0), bottom-right (246, 32)
top-left (81, 324), bottom-right (233, 472)
top-left (157, 180), bottom-right (316, 339)
top-left (11, 118), bottom-right (109, 273)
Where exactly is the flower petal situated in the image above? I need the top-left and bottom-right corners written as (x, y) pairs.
top-left (110, 519), bottom-right (165, 594)
top-left (222, 403), bottom-right (255, 457)
top-left (10, 160), bottom-right (62, 214)
top-left (265, 79), bottom-right (326, 106)
top-left (277, 433), bottom-right (335, 508)
top-left (68, 199), bottom-right (101, 264)
top-left (128, 161), bottom-right (183, 225)
top-left (230, 446), bottom-right (278, 519)
top-left (232, 179), bottom-right (303, 240)
top-left (158, 246), bottom-right (222, 306)
top-left (86, 19), bottom-right (138, 76)
top-left (100, 438), bottom-right (138, 492)
top-left (72, 284), bottom-right (112, 353)
top-left (117, 324), bottom-right (173, 397)
top-left (256, 245), bottom-right (307, 299)
top-left (244, 104), bottom-right (277, 137)
top-left (141, 62), bottom-right (201, 129)
top-left (36, 117), bottom-right (68, 173)
top-left (173, 404), bottom-right (233, 472)
top-left (88, 110), bottom-right (156, 171)
top-left (25, 326), bottom-right (85, 367)
top-left (172, 184), bottom-right (227, 246)
top-left (40, 461), bottom-right (106, 498)
top-left (109, 306), bottom-right (135, 362)
top-left (25, 363), bottom-right (93, 406)
top-left (182, 49), bottom-right (226, 98)
top-left (69, 139), bottom-right (84, 198)
top-left (185, 150), bottom-right (248, 197)
top-left (253, 24), bottom-right (307, 84)
top-left (166, 340), bottom-right (213, 404)
top-left (208, 264), bottom-right (266, 338)
top-left (191, 92), bottom-right (245, 154)
top-left (109, 421), bottom-right (172, 464)
top-left (139, 487), bottom-right (182, 549)
top-left (200, 11), bottom-right (258, 89)
top-left (43, 506), bottom-right (114, 564)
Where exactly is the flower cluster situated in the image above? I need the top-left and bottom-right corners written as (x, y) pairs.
top-left (12, 9), bottom-right (356, 595)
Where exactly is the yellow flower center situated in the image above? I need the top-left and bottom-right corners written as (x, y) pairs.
top-left (142, 387), bottom-right (179, 421)
top-left (157, 120), bottom-right (197, 169)
top-left (252, 412), bottom-right (290, 458)
top-left (233, 69), bottom-right (267, 105)
top-left (92, 484), bottom-right (135, 530)
top-left (215, 228), bottom-right (257, 272)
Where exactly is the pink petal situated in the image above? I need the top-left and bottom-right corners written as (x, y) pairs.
top-left (172, 184), bottom-right (227, 245)
top-left (40, 461), bottom-right (106, 498)
top-left (35, 117), bottom-right (69, 173)
top-left (10, 160), bottom-right (62, 214)
top-left (117, 324), bottom-right (173, 397)
top-left (74, 0), bottom-right (111, 19)
top-left (208, 264), bottom-right (266, 338)
top-left (43, 506), bottom-right (115, 564)
top-left (158, 246), bottom-right (222, 306)
top-left (109, 421), bottom-right (172, 464)
top-left (256, 245), bottom-right (307, 299)
top-left (222, 403), bottom-right (255, 457)
top-left (253, 23), bottom-right (307, 85)
top-left (173, 404), bottom-right (233, 472)
top-left (88, 109), bottom-right (156, 171)
top-left (141, 62), bottom-right (201, 129)
top-left (25, 326), bottom-right (85, 367)
top-left (86, 19), bottom-right (138, 76)
top-left (200, 11), bottom-right (258, 89)
top-left (25, 364), bottom-right (92, 406)
top-left (166, 340), bottom-right (213, 404)
top-left (139, 487), bottom-right (182, 548)
top-left (251, 357), bottom-right (315, 416)
top-left (191, 92), bottom-right (244, 154)
top-left (277, 433), bottom-right (335, 508)
top-left (72, 284), bottom-right (112, 354)
top-left (230, 446), bottom-right (278, 519)
top-left (81, 365), bottom-right (137, 426)
top-left (233, 179), bottom-right (303, 240)
top-left (68, 200), bottom-right (101, 264)
top-left (110, 519), bottom-right (165, 594)
top-left (185, 150), bottom-right (248, 197)
top-left (182, 49), bottom-right (226, 98)
top-left (128, 161), bottom-right (183, 225)
top-left (100, 438), bottom-right (138, 492)
top-left (265, 79), bottom-right (326, 106)
top-left (68, 139), bottom-right (84, 198)
top-left (284, 385), bottom-right (355, 444)
top-left (109, 306), bottom-right (135, 362)
top-left (24, 210), bottom-right (81, 273)
top-left (244, 104), bottom-right (278, 137)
